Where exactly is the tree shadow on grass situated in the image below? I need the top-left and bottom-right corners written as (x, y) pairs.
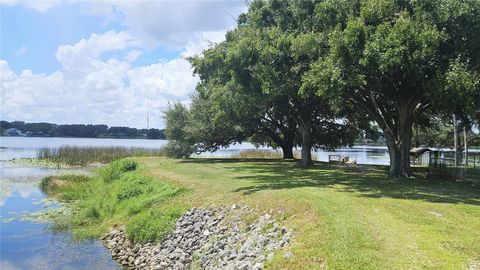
top-left (181, 159), bottom-right (480, 206)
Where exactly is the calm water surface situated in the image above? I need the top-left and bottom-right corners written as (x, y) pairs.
top-left (0, 136), bottom-right (392, 164)
top-left (0, 137), bottom-right (126, 269)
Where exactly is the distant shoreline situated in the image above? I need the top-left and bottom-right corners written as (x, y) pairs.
top-left (0, 135), bottom-right (166, 140)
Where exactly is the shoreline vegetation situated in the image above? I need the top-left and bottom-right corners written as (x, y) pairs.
top-left (41, 159), bottom-right (185, 242)
top-left (40, 155), bottom-right (480, 269)
top-left (36, 146), bottom-right (165, 166)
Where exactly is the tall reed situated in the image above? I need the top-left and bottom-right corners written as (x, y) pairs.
top-left (231, 149), bottom-right (283, 159)
top-left (37, 146), bottom-right (165, 166)
top-left (293, 150), bottom-right (318, 161)
top-left (230, 149), bottom-right (318, 161)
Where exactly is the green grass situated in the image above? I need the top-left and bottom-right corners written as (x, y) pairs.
top-left (44, 156), bottom-right (479, 269)
top-left (126, 207), bottom-right (183, 243)
top-left (37, 146), bottom-right (165, 166)
top-left (40, 174), bottom-right (90, 195)
top-left (43, 159), bottom-right (184, 242)
top-left (99, 158), bottom-right (138, 183)
top-left (134, 157), bottom-right (479, 270)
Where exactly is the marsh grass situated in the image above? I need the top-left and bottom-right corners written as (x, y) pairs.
top-left (37, 146), bottom-right (165, 166)
top-left (231, 149), bottom-right (318, 160)
top-left (231, 149), bottom-right (283, 159)
top-left (293, 150), bottom-right (318, 161)
top-left (43, 159), bottom-right (185, 242)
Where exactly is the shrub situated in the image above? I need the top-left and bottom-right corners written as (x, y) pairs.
top-left (163, 141), bottom-right (196, 159)
top-left (126, 207), bottom-right (183, 243)
top-left (116, 173), bottom-right (153, 201)
top-left (100, 159), bottom-right (138, 183)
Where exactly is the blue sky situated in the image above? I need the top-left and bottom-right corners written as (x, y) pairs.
top-left (0, 1), bottom-right (246, 128)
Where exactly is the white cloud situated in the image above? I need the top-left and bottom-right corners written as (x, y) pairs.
top-left (0, 0), bottom-right (60, 12)
top-left (1, 0), bottom-right (247, 48)
top-left (182, 31), bottom-right (228, 58)
top-left (55, 30), bottom-right (140, 73)
top-left (0, 2), bottom-right (244, 128)
top-left (125, 50), bottom-right (142, 62)
top-left (0, 31), bottom-right (199, 128)
top-left (14, 45), bottom-right (27, 55)
top-left (105, 1), bottom-right (246, 48)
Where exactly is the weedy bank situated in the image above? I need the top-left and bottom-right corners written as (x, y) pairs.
top-left (42, 158), bottom-right (184, 242)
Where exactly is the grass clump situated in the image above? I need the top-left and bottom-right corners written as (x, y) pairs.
top-left (42, 158), bottom-right (184, 242)
top-left (126, 207), bottom-right (183, 243)
top-left (37, 146), bottom-right (165, 166)
top-left (100, 159), bottom-right (138, 183)
top-left (116, 172), bottom-right (153, 201)
top-left (40, 174), bottom-right (90, 195)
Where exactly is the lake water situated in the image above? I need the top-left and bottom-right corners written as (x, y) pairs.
top-left (0, 136), bottom-right (391, 269)
top-left (0, 136), bottom-right (392, 165)
top-left (0, 137), bottom-right (127, 269)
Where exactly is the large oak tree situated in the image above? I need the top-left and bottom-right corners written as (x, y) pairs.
top-left (304, 0), bottom-right (480, 177)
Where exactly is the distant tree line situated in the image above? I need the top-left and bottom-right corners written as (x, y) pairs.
top-left (0, 121), bottom-right (165, 139)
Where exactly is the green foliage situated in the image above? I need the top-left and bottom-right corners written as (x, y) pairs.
top-left (300, 0), bottom-right (480, 176)
top-left (42, 158), bottom-right (184, 240)
top-left (163, 103), bottom-right (197, 158)
top-left (126, 207), bottom-right (183, 243)
top-left (188, 1), bottom-right (365, 165)
top-left (116, 172), bottom-right (153, 201)
top-left (100, 159), bottom-right (138, 183)
top-left (40, 174), bottom-right (90, 194)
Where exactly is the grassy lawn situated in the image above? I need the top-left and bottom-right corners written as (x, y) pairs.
top-left (136, 157), bottom-right (480, 270)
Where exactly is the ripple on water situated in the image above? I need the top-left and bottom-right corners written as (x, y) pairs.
top-left (0, 161), bottom-right (121, 270)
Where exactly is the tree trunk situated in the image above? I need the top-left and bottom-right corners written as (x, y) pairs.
top-left (464, 126), bottom-right (468, 166)
top-left (282, 123), bottom-right (296, 159)
top-left (299, 120), bottom-right (313, 167)
top-left (281, 144), bottom-right (294, 159)
top-left (385, 134), bottom-right (413, 177)
top-left (383, 111), bottom-right (414, 178)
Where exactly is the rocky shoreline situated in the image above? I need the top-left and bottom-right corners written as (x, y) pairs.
top-left (101, 205), bottom-right (292, 269)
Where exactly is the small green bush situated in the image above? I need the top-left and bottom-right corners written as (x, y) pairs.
top-left (117, 173), bottom-right (153, 201)
top-left (100, 159), bottom-right (138, 183)
top-left (163, 141), bottom-right (196, 159)
top-left (126, 207), bottom-right (183, 243)
top-left (40, 174), bottom-right (90, 194)
top-left (85, 205), bottom-right (101, 219)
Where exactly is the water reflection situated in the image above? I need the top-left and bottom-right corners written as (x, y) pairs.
top-left (0, 162), bottom-right (120, 270)
top-left (197, 146), bottom-right (391, 165)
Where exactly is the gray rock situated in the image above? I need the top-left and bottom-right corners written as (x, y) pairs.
top-left (284, 251), bottom-right (294, 259)
top-left (101, 206), bottom-right (293, 270)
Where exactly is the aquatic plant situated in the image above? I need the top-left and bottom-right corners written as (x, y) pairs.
top-left (37, 146), bottom-right (165, 166)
